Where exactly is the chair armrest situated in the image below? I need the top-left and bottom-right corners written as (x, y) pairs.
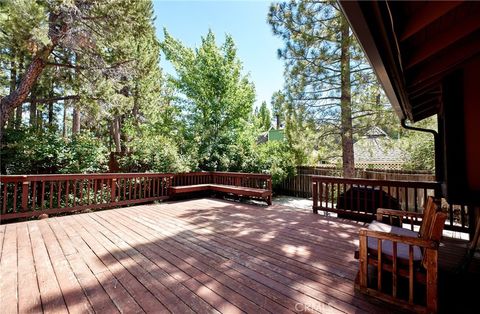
top-left (359, 228), bottom-right (438, 249)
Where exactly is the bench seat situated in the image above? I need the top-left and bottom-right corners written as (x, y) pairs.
top-left (169, 184), bottom-right (272, 205)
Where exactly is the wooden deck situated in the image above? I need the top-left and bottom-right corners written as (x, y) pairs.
top-left (0, 198), bottom-right (478, 313)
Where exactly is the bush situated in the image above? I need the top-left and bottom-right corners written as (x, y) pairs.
top-left (246, 141), bottom-right (296, 185)
top-left (118, 134), bottom-right (192, 173)
top-left (1, 127), bottom-right (108, 174)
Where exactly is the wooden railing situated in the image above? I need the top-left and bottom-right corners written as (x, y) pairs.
top-left (0, 171), bottom-right (272, 221)
top-left (172, 171), bottom-right (272, 191)
top-left (211, 172), bottom-right (272, 190)
top-left (172, 172), bottom-right (212, 186)
top-left (312, 176), bottom-right (470, 234)
top-left (277, 166), bottom-right (434, 198)
top-left (0, 173), bottom-right (173, 220)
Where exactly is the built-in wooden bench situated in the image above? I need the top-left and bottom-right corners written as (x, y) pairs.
top-left (170, 172), bottom-right (272, 205)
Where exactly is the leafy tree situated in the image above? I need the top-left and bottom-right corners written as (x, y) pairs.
top-left (400, 116), bottom-right (436, 171)
top-left (255, 101), bottom-right (272, 131)
top-left (269, 0), bottom-right (396, 177)
top-left (161, 29), bottom-right (255, 170)
top-left (250, 141), bottom-right (296, 185)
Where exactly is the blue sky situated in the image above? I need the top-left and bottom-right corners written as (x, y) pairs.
top-left (152, 0), bottom-right (285, 108)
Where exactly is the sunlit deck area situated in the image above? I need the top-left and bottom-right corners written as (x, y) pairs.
top-left (1, 198), bottom-right (478, 313)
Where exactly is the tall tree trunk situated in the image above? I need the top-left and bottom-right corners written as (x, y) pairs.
top-left (112, 115), bottom-right (122, 153)
top-left (48, 103), bottom-right (54, 126)
top-left (37, 109), bottom-right (43, 130)
top-left (15, 105), bottom-right (22, 128)
top-left (29, 90), bottom-right (37, 128)
top-left (340, 17), bottom-right (355, 178)
top-left (72, 106), bottom-right (80, 134)
top-left (15, 54), bottom-right (24, 129)
top-left (7, 53), bottom-right (17, 128)
top-left (62, 102), bottom-right (67, 137)
top-left (48, 81), bottom-right (54, 126)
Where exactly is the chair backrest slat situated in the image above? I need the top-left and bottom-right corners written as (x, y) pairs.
top-left (419, 197), bottom-right (436, 240)
top-left (420, 197), bottom-right (447, 268)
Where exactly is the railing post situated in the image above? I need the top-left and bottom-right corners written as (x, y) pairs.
top-left (21, 177), bottom-right (29, 212)
top-left (312, 181), bottom-right (318, 214)
top-left (267, 177), bottom-right (272, 205)
top-left (111, 178), bottom-right (116, 203)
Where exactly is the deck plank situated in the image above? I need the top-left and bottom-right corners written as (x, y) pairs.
top-left (28, 222), bottom-right (69, 313)
top-left (0, 224), bottom-right (18, 314)
top-left (16, 223), bottom-right (42, 314)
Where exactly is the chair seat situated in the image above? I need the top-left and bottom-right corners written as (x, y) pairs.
top-left (367, 221), bottom-right (423, 261)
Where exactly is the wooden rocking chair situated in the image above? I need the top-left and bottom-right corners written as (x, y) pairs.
top-left (355, 197), bottom-right (447, 313)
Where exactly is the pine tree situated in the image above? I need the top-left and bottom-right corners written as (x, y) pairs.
top-left (269, 0), bottom-right (395, 177)
top-left (0, 0), bottom-right (157, 133)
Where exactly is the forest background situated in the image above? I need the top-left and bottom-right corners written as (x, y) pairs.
top-left (0, 0), bottom-right (435, 185)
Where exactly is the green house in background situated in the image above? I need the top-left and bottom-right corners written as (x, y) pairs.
top-left (257, 127), bottom-right (285, 144)
top-left (268, 128), bottom-right (284, 141)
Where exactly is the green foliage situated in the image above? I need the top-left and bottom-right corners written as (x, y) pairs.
top-left (400, 117), bottom-right (436, 171)
top-left (254, 101), bottom-right (272, 132)
top-left (1, 128), bottom-right (107, 174)
top-left (118, 133), bottom-right (192, 173)
top-left (251, 141), bottom-right (296, 185)
top-left (161, 30), bottom-right (255, 171)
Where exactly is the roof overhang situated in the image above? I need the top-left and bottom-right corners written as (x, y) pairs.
top-left (339, 0), bottom-right (480, 122)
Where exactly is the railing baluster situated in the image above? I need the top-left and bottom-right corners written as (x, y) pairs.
top-left (405, 186), bottom-right (409, 212)
top-left (31, 181), bottom-right (36, 211)
top-left (414, 188), bottom-right (418, 212)
top-left (41, 181), bottom-right (46, 210)
top-left (65, 180), bottom-right (70, 207)
top-left (93, 179), bottom-right (97, 204)
top-left (49, 182), bottom-right (54, 209)
top-left (73, 180), bottom-right (77, 207)
top-left (87, 179), bottom-right (91, 205)
top-left (2, 183), bottom-right (7, 214)
top-left (57, 181), bottom-right (62, 208)
top-left (13, 182), bottom-right (18, 212)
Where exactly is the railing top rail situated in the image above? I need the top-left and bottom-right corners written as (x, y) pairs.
top-left (311, 175), bottom-right (440, 188)
top-left (212, 171), bottom-right (271, 179)
top-left (0, 172), bottom-right (175, 182)
top-left (0, 171), bottom-right (272, 183)
top-left (174, 172), bottom-right (211, 176)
